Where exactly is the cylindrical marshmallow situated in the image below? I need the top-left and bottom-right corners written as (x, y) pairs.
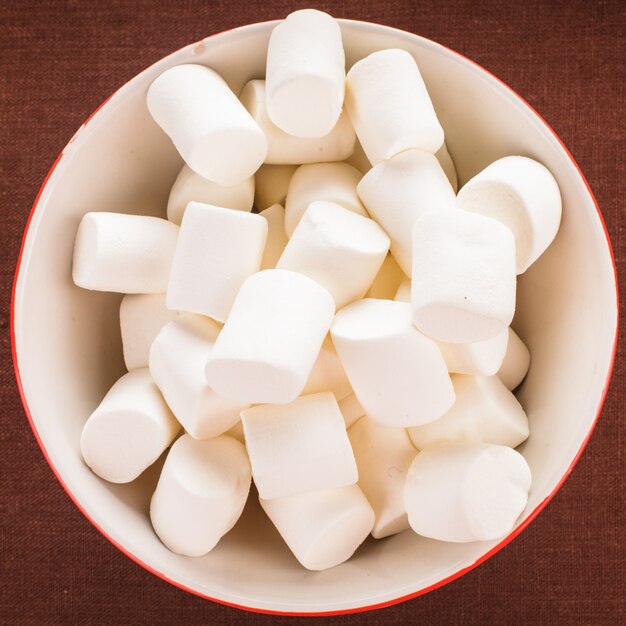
top-left (331, 299), bottom-right (455, 427)
top-left (254, 164), bottom-right (298, 211)
top-left (205, 269), bottom-right (335, 404)
top-left (436, 142), bottom-right (458, 192)
top-left (260, 484), bottom-right (374, 571)
top-left (120, 294), bottom-right (180, 371)
top-left (497, 328), bottom-right (531, 390)
top-left (277, 202), bottom-right (390, 309)
top-left (457, 156), bottom-right (562, 274)
top-left (438, 328), bottom-right (509, 376)
top-left (348, 416), bottom-right (417, 538)
top-left (241, 392), bottom-right (357, 500)
top-left (167, 164), bottom-right (254, 225)
top-left (394, 278), bottom-right (411, 303)
top-left (150, 434), bottom-right (251, 556)
top-left (338, 393), bottom-right (365, 428)
top-left (345, 49), bottom-right (444, 165)
top-left (147, 64), bottom-right (266, 186)
top-left (166, 202), bottom-right (267, 322)
top-left (412, 210), bottom-right (517, 343)
top-left (284, 162), bottom-right (367, 236)
top-left (302, 335), bottom-right (353, 400)
top-left (408, 374), bottom-right (529, 450)
top-left (80, 369), bottom-right (181, 483)
top-left (259, 204), bottom-right (289, 270)
top-left (73, 212), bottom-right (178, 294)
top-left (366, 254), bottom-right (407, 300)
top-left (357, 149), bottom-right (456, 275)
top-left (240, 79), bottom-right (355, 164)
top-left (149, 314), bottom-right (247, 440)
top-left (225, 420), bottom-right (245, 444)
top-left (265, 9), bottom-right (345, 138)
top-left (404, 442), bottom-right (531, 542)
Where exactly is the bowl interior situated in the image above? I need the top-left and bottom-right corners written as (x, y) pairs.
top-left (13, 20), bottom-right (617, 613)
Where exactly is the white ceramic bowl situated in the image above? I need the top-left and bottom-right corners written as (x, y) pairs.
top-left (12, 19), bottom-right (618, 615)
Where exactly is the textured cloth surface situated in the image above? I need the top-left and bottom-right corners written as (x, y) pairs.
top-left (1, 1), bottom-right (624, 624)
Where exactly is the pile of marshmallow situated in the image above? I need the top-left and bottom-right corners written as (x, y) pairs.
top-left (73, 9), bottom-right (562, 570)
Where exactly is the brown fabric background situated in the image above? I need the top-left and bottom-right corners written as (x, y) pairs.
top-left (0, 1), bottom-right (624, 623)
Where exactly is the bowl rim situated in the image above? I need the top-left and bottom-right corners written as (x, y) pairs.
top-left (11, 17), bottom-right (619, 616)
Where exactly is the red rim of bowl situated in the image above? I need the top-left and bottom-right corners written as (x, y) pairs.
top-left (10, 19), bottom-right (619, 616)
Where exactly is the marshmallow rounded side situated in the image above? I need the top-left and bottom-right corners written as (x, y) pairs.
top-left (404, 442), bottom-right (531, 542)
top-left (357, 149), bottom-right (456, 275)
top-left (497, 327), bottom-right (531, 390)
top-left (411, 209), bottom-right (517, 343)
top-left (254, 164), bottom-right (298, 211)
top-left (241, 392), bottom-right (358, 500)
top-left (147, 64), bottom-right (267, 186)
top-left (438, 327), bottom-right (509, 376)
top-left (408, 374), bottom-right (529, 449)
top-left (278, 201), bottom-right (390, 309)
top-left (120, 294), bottom-right (179, 371)
top-left (73, 212), bottom-right (179, 294)
top-left (150, 434), bottom-right (251, 556)
top-left (331, 299), bottom-right (455, 427)
top-left (80, 369), bottom-right (181, 483)
top-left (284, 162), bottom-right (367, 236)
top-left (457, 156), bottom-right (562, 274)
top-left (205, 269), bottom-right (335, 404)
top-left (167, 164), bottom-right (254, 225)
top-left (149, 314), bottom-right (247, 440)
top-left (260, 484), bottom-right (374, 570)
top-left (349, 416), bottom-right (417, 538)
top-left (345, 49), bottom-right (444, 165)
top-left (265, 10), bottom-right (345, 138)
top-left (338, 393), bottom-right (365, 428)
top-left (166, 202), bottom-right (267, 322)
top-left (240, 79), bottom-right (355, 164)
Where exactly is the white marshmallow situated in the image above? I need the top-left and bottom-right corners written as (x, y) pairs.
top-left (436, 142), bottom-right (458, 192)
top-left (265, 10), bottom-right (345, 138)
top-left (457, 156), bottom-right (562, 274)
top-left (357, 149), bottom-right (456, 275)
top-left (365, 254), bottom-right (407, 299)
top-left (73, 212), bottom-right (178, 294)
top-left (150, 434), bottom-right (251, 556)
top-left (394, 278), bottom-right (411, 303)
top-left (438, 328), bottom-right (509, 376)
top-left (404, 442), bottom-right (531, 542)
top-left (259, 484), bottom-right (374, 571)
top-left (284, 162), bottom-right (367, 237)
top-left (331, 299), bottom-right (455, 427)
top-left (254, 164), bottom-right (297, 211)
top-left (149, 314), bottom-right (247, 440)
top-left (259, 204), bottom-right (289, 270)
top-left (167, 164), bottom-right (254, 225)
top-left (240, 79), bottom-right (355, 164)
top-left (241, 392), bottom-right (358, 500)
top-left (120, 294), bottom-right (179, 371)
top-left (225, 420), bottom-right (245, 444)
top-left (80, 369), bottom-right (180, 483)
top-left (338, 393), bottom-right (365, 428)
top-left (205, 270), bottom-right (335, 404)
top-left (408, 374), bottom-right (529, 449)
top-left (497, 328), bottom-right (531, 390)
top-left (278, 202), bottom-right (390, 309)
top-left (302, 335), bottom-right (353, 400)
top-left (348, 417), bottom-right (417, 538)
top-left (344, 139), bottom-right (371, 174)
top-left (166, 202), bottom-right (267, 322)
top-left (411, 210), bottom-right (517, 343)
top-left (147, 64), bottom-right (266, 186)
top-left (345, 49), bottom-right (444, 165)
